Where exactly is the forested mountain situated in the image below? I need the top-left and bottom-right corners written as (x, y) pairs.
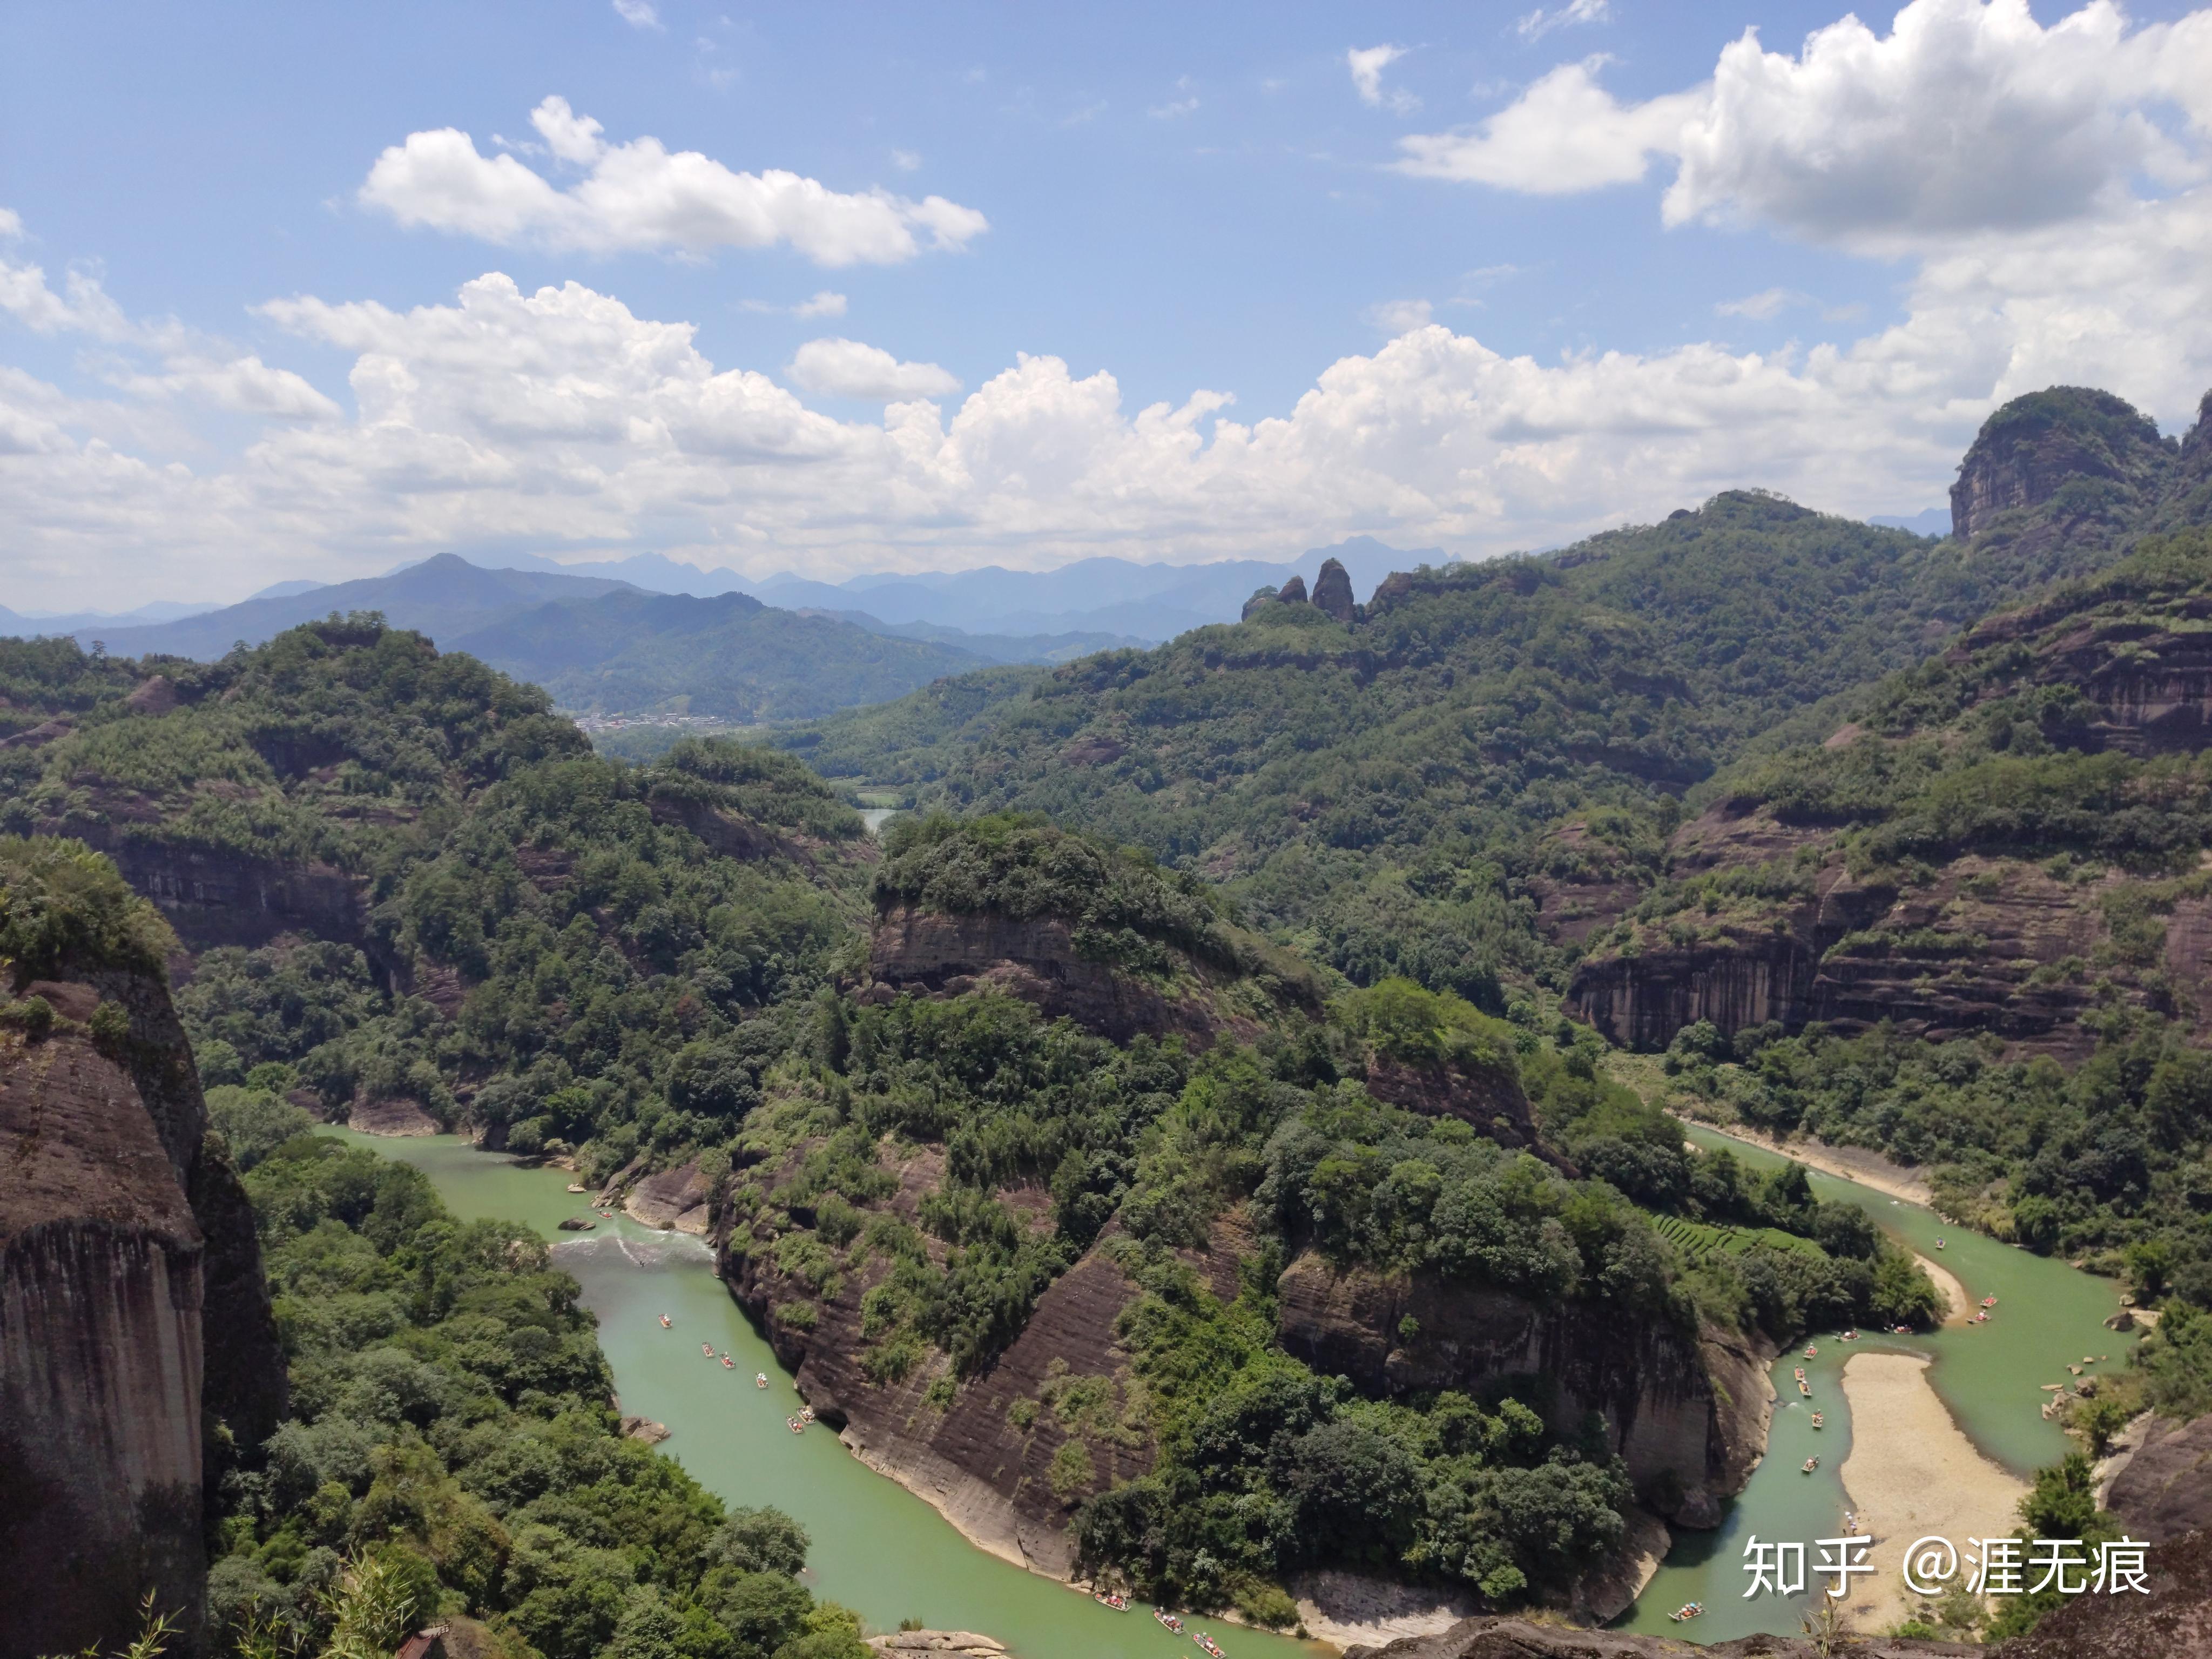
top-left (0, 622), bottom-right (1942, 1641)
top-left (779, 388), bottom-right (2212, 1010)
top-left (13, 380), bottom-right (2212, 1657)
top-left (450, 587), bottom-right (990, 721)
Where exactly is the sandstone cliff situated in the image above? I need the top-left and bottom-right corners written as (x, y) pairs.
top-left (864, 902), bottom-right (1297, 1049)
top-left (0, 845), bottom-right (285, 1658)
top-left (1272, 1251), bottom-right (1770, 1530)
top-left (1567, 510), bottom-right (2212, 1056)
top-left (1949, 385), bottom-right (2174, 544)
top-left (724, 1156), bottom-right (1182, 1577)
top-left (2103, 1411), bottom-right (2212, 1544)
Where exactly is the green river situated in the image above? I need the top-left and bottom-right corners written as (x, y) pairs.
top-left (325, 1129), bottom-right (1325, 1659)
top-left (1615, 1125), bottom-right (2140, 1642)
top-left (328, 1126), bottom-right (2138, 1652)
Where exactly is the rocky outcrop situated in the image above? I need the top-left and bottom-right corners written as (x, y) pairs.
top-left (1950, 386), bottom-right (2173, 542)
top-left (1567, 803), bottom-right (2172, 1057)
top-left (1992, 1522), bottom-right (2212, 1659)
top-left (627, 1160), bottom-right (712, 1233)
top-left (0, 855), bottom-right (285, 1659)
top-left (348, 1096), bottom-right (442, 1136)
top-left (2105, 1412), bottom-right (2212, 1543)
top-left (1242, 586), bottom-right (1282, 621)
top-left (644, 787), bottom-right (800, 864)
top-left (866, 1635), bottom-right (1006, 1656)
top-left (124, 675), bottom-right (180, 716)
top-left (864, 904), bottom-right (1259, 1049)
top-left (1312, 557), bottom-right (1358, 624)
top-left (1364, 1053), bottom-right (1542, 1152)
top-left (727, 1196), bottom-right (1166, 1578)
top-left (1272, 1253), bottom-right (1770, 1526)
top-left (1277, 575), bottom-right (1309, 605)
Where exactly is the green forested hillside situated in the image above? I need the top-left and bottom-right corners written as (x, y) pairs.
top-left (0, 617), bottom-right (869, 1182)
top-left (208, 1129), bottom-right (867, 1659)
top-left (778, 486), bottom-right (2144, 1003)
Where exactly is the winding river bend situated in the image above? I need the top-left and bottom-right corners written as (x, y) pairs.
top-left (1615, 1125), bottom-right (2141, 1642)
top-left (331, 1127), bottom-right (2137, 1651)
top-left (325, 1130), bottom-right (1325, 1659)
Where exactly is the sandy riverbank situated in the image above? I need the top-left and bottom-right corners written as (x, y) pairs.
top-left (1836, 1352), bottom-right (2028, 1634)
top-left (1695, 1122), bottom-right (1934, 1207)
top-left (1914, 1253), bottom-right (1970, 1327)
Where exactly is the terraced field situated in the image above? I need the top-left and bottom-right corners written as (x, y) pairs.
top-left (1651, 1212), bottom-right (1830, 1266)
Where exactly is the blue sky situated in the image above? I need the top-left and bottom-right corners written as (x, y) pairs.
top-left (5, 0), bottom-right (2212, 608)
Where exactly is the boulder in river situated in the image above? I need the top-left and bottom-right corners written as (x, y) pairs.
top-left (558, 1216), bottom-right (597, 1231)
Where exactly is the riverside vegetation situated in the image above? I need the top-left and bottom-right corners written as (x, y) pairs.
top-left (6, 382), bottom-right (2212, 1655)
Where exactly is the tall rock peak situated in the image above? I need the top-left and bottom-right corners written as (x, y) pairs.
top-left (1276, 574), bottom-right (1310, 605)
top-left (1311, 556), bottom-right (1357, 623)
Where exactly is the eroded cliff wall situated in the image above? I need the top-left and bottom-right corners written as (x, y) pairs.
top-left (0, 1016), bottom-right (208, 1657)
top-left (1273, 1250), bottom-right (1770, 1526)
top-left (0, 859), bottom-right (286, 1657)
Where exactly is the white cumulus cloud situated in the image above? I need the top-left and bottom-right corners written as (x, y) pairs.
top-left (1400, 0), bottom-right (2212, 253)
top-left (787, 337), bottom-right (962, 401)
top-left (612, 0), bottom-right (661, 28)
top-left (359, 96), bottom-right (989, 265)
top-left (1348, 45), bottom-right (1420, 113)
top-left (1395, 58), bottom-right (1703, 193)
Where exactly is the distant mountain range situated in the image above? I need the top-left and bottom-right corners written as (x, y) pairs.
top-left (482, 536), bottom-right (1438, 640)
top-left (7, 541), bottom-right (1446, 717)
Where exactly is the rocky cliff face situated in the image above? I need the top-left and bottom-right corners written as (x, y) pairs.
top-left (2105, 1411), bottom-right (2212, 1544)
top-left (1363, 1053), bottom-right (1543, 1153)
top-left (724, 1152), bottom-right (1188, 1576)
top-left (864, 903), bottom-right (1269, 1048)
top-left (1564, 812), bottom-right (2154, 1057)
top-left (1567, 536), bottom-right (2212, 1057)
top-left (1272, 1251), bottom-right (1770, 1529)
top-left (0, 865), bottom-right (285, 1658)
top-left (0, 1002), bottom-right (207, 1659)
top-left (1949, 385), bottom-right (2174, 542)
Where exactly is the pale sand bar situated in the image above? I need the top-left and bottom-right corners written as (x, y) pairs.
top-left (1837, 1352), bottom-right (2028, 1633)
top-left (1914, 1252), bottom-right (1970, 1327)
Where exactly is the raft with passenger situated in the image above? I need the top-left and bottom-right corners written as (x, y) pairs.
top-left (1810, 1412), bottom-right (1824, 1429)
top-left (659, 1314), bottom-right (671, 1328)
top-left (1091, 1591), bottom-right (1129, 1611)
top-left (1196, 1636), bottom-right (1225, 1658)
top-left (1668, 1603), bottom-right (1704, 1623)
top-left (756, 1372), bottom-right (769, 1388)
top-left (1803, 1456), bottom-right (1820, 1473)
top-left (702, 1342), bottom-right (715, 1358)
top-left (1154, 1611), bottom-right (1185, 1635)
